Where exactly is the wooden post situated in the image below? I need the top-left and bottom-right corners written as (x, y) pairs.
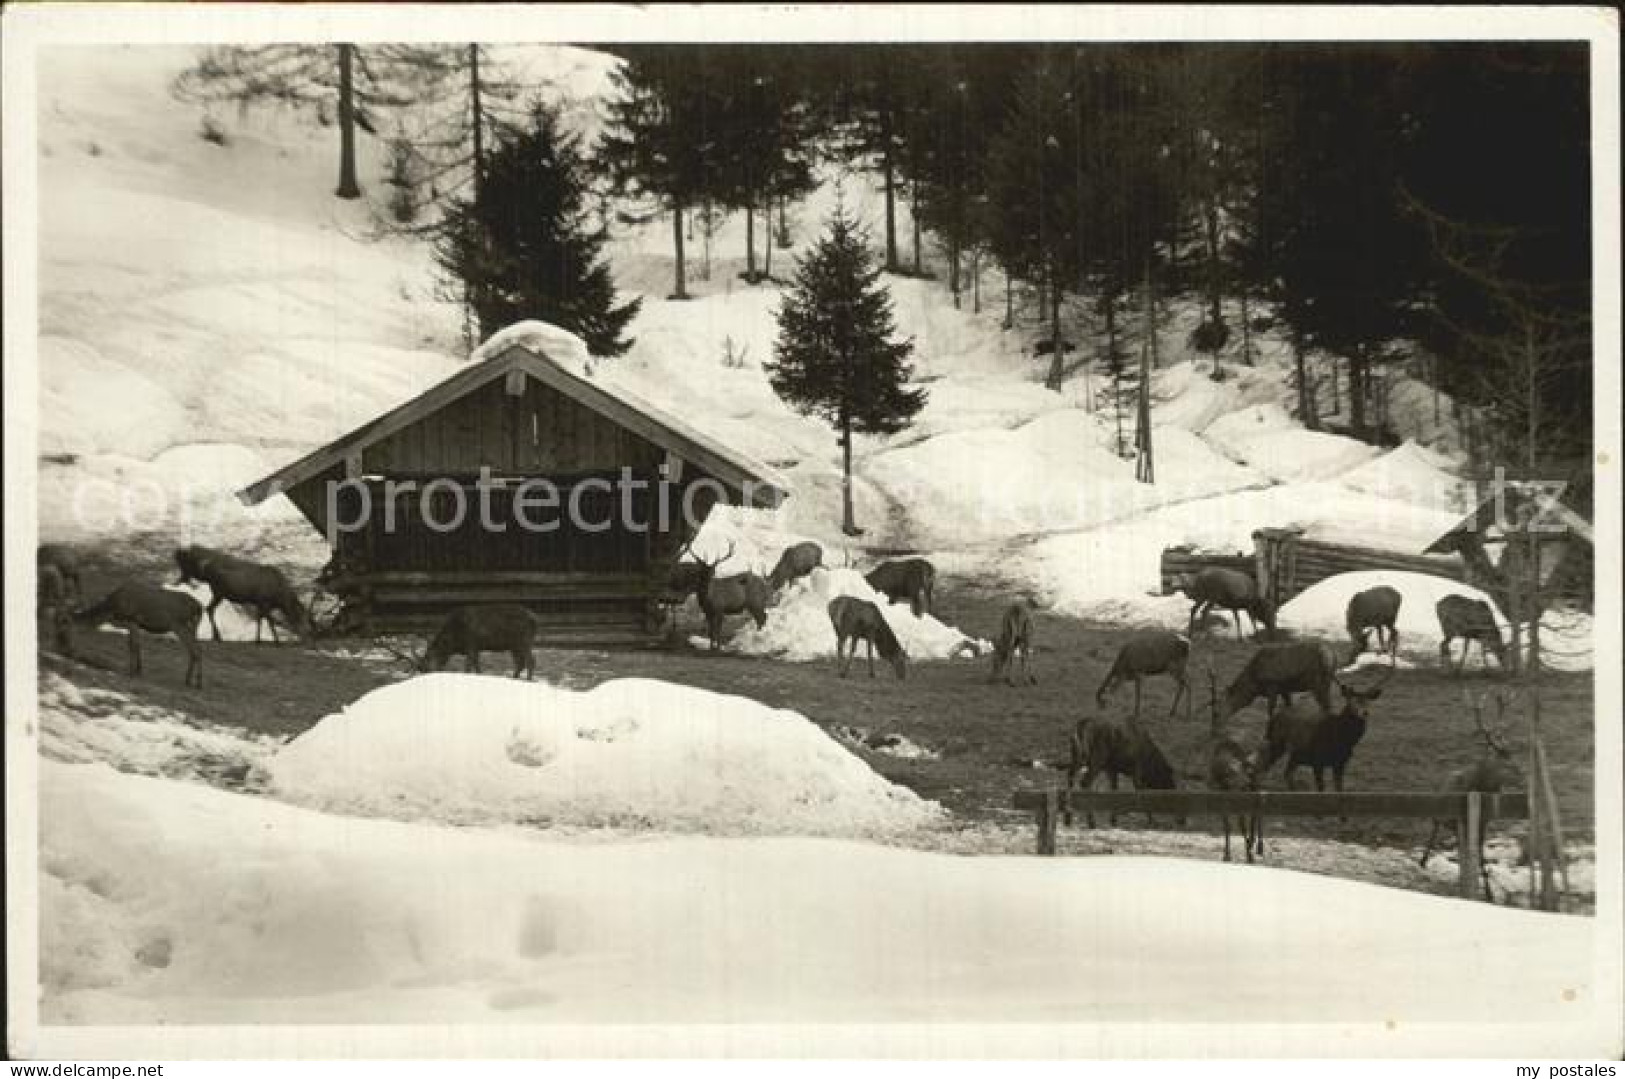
top-left (1036, 789), bottom-right (1059, 856)
top-left (1459, 792), bottom-right (1483, 900)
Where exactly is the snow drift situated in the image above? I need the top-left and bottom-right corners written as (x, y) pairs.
top-left (265, 673), bottom-right (942, 836)
top-left (41, 759), bottom-right (1596, 1026)
top-left (718, 566), bottom-right (984, 661)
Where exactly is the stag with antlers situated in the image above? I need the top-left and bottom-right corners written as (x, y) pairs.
top-left (1420, 689), bottom-right (1523, 901)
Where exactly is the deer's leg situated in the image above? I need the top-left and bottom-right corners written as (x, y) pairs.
top-left (1420, 821), bottom-right (1441, 867)
top-left (127, 629), bottom-right (142, 675)
top-left (1107, 771), bottom-right (1120, 826)
top-left (1169, 672), bottom-right (1186, 718)
top-left (469, 651), bottom-right (482, 675)
top-left (1221, 815), bottom-right (1232, 862)
top-left (267, 612), bottom-right (281, 645)
top-left (206, 597), bottom-right (225, 642)
top-left (1132, 679), bottom-right (1143, 720)
top-left (866, 637), bottom-right (876, 679)
top-left (180, 631), bottom-right (201, 688)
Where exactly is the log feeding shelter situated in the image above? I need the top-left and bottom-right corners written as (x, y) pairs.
top-left (237, 333), bottom-right (788, 643)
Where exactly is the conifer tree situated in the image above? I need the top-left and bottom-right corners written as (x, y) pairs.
top-left (768, 206), bottom-right (926, 535)
top-left (434, 102), bottom-right (640, 356)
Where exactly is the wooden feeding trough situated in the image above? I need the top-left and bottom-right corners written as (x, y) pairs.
top-left (237, 333), bottom-right (788, 642)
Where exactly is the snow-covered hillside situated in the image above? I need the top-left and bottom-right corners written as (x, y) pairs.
top-left (22, 46), bottom-right (1606, 1038)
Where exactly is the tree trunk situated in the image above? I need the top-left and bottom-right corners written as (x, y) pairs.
top-left (911, 179), bottom-right (922, 275)
top-left (1293, 327), bottom-right (1317, 429)
top-left (1239, 291), bottom-right (1254, 366)
top-left (882, 110), bottom-right (898, 271)
top-left (1045, 267), bottom-right (1065, 392)
top-left (1349, 351), bottom-right (1368, 436)
top-left (840, 413), bottom-right (857, 535)
top-left (1004, 271), bottom-right (1013, 329)
top-left (972, 253), bottom-right (981, 314)
top-left (468, 44), bottom-right (483, 206)
top-left (335, 44), bottom-right (362, 199)
top-left (762, 205), bottom-right (773, 279)
top-left (1203, 201), bottom-right (1223, 328)
top-left (949, 240), bottom-right (961, 309)
top-left (744, 200), bottom-right (757, 280)
top-left (776, 193), bottom-right (791, 248)
top-left (671, 203), bottom-right (688, 299)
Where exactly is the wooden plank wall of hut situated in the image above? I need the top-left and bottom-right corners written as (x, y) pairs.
top-left (1252, 528), bottom-right (1470, 606)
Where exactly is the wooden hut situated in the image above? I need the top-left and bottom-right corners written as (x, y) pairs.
top-left (236, 335), bottom-right (788, 642)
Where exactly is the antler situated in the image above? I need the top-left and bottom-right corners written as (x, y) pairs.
top-left (699, 539), bottom-right (736, 570)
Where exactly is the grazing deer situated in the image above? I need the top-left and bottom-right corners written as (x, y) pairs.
top-left (75, 582), bottom-right (204, 687)
top-left (1097, 629), bottom-right (1191, 719)
top-left (420, 603), bottom-right (540, 679)
top-left (1346, 585), bottom-right (1403, 661)
top-left (1183, 567), bottom-right (1275, 640)
top-left (38, 563), bottom-right (76, 658)
top-left (865, 558), bottom-right (936, 618)
top-left (988, 599), bottom-right (1037, 685)
top-left (1205, 665), bottom-right (1263, 863)
top-left (37, 543), bottom-right (83, 603)
top-left (1221, 640), bottom-right (1339, 722)
top-left (1063, 715), bottom-right (1177, 828)
top-left (828, 595), bottom-right (908, 679)
top-left (1421, 690), bottom-right (1523, 901)
top-left (768, 541), bottom-right (823, 593)
top-left (1436, 594), bottom-right (1508, 675)
top-left (175, 545), bottom-right (310, 644)
top-left (1262, 657), bottom-right (1394, 792)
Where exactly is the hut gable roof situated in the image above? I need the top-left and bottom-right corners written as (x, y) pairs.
top-left (236, 341), bottom-right (789, 509)
top-left (1423, 482), bottom-right (1593, 554)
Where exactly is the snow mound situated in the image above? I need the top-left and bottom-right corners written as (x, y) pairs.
top-left (264, 674), bottom-right (942, 836)
top-left (1339, 439), bottom-right (1474, 512)
top-left (1205, 403), bottom-right (1382, 482)
top-left (720, 566), bottom-right (984, 661)
top-left (470, 319), bottom-right (594, 371)
top-left (1277, 571), bottom-right (1507, 660)
top-left (40, 760), bottom-right (1597, 1026)
top-left (38, 672), bottom-right (275, 786)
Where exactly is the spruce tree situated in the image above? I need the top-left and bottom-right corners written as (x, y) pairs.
top-left (768, 207), bottom-right (926, 535)
top-left (434, 101), bottom-right (640, 356)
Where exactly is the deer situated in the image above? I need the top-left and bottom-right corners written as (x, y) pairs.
top-left (988, 599), bottom-right (1037, 685)
top-left (1346, 584), bottom-right (1403, 661)
top-left (175, 545), bottom-right (310, 644)
top-left (74, 582), bottom-right (204, 687)
top-left (1436, 594), bottom-right (1508, 675)
top-left (828, 595), bottom-right (909, 679)
top-left (1182, 567), bottom-right (1275, 641)
top-left (414, 603), bottom-right (541, 679)
top-left (1261, 657), bottom-right (1394, 792)
top-left (768, 541), bottom-right (824, 593)
top-left (687, 541), bottom-right (770, 650)
top-left (37, 543), bottom-right (83, 603)
top-left (38, 563), bottom-right (76, 658)
top-left (1096, 629), bottom-right (1191, 719)
top-left (864, 557), bottom-right (936, 618)
top-left (1205, 664), bottom-right (1263, 863)
top-left (1420, 690), bottom-right (1523, 901)
top-left (1221, 640), bottom-right (1340, 722)
top-left (1062, 715), bottom-right (1177, 828)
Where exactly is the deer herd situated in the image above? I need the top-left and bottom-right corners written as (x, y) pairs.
top-left (38, 535), bottom-right (1525, 878)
